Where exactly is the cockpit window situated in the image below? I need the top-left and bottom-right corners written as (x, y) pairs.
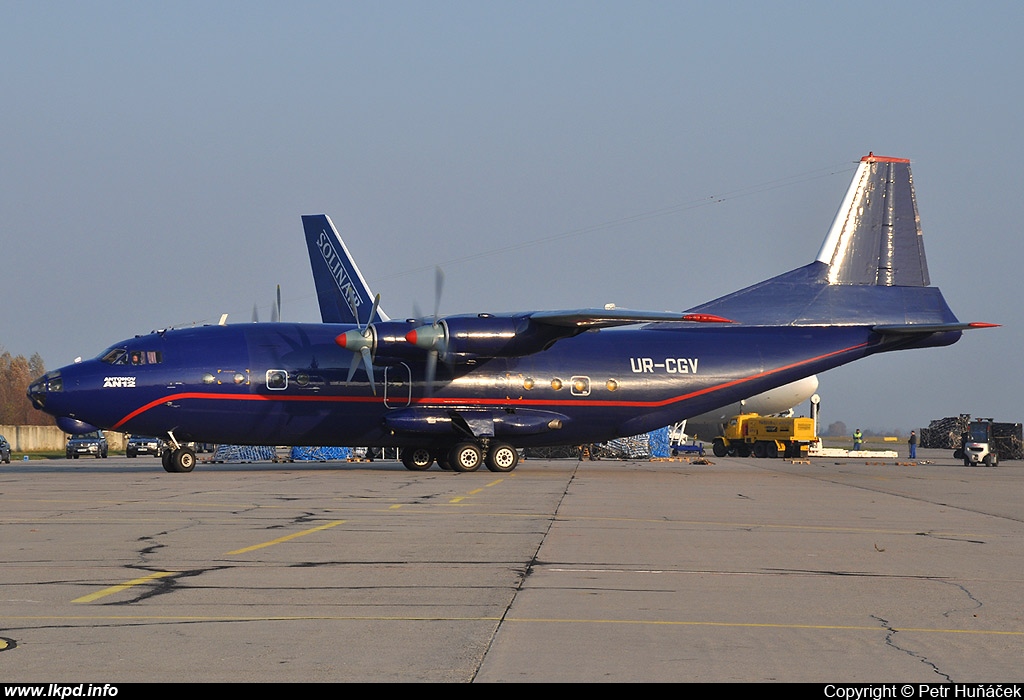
top-left (101, 348), bottom-right (128, 365)
top-left (101, 348), bottom-right (163, 365)
top-left (130, 350), bottom-right (163, 365)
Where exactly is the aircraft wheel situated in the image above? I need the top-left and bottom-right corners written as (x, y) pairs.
top-left (434, 449), bottom-right (453, 470)
top-left (173, 447), bottom-right (197, 473)
top-left (450, 442), bottom-right (482, 472)
top-left (163, 447), bottom-right (196, 473)
top-left (486, 442), bottom-right (519, 472)
top-left (712, 439), bottom-right (728, 458)
top-left (401, 447), bottom-right (434, 471)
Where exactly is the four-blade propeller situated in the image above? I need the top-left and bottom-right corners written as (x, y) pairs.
top-left (405, 268), bottom-right (448, 391)
top-left (334, 268), bottom-right (448, 396)
top-left (336, 294), bottom-right (381, 395)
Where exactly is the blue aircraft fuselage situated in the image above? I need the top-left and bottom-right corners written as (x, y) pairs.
top-left (28, 154), bottom-right (989, 474)
top-left (33, 319), bottom-right (958, 449)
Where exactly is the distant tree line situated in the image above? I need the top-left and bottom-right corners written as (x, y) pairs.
top-left (820, 421), bottom-right (904, 438)
top-left (0, 349), bottom-right (54, 425)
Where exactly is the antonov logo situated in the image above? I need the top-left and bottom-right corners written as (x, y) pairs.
top-left (317, 230), bottom-right (362, 313)
top-left (103, 377), bottom-right (136, 388)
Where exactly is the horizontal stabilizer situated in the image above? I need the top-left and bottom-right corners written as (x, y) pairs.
top-left (872, 322), bottom-right (999, 335)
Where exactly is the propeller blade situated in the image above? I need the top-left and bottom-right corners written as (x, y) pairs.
top-left (367, 293), bottom-right (381, 328)
top-left (360, 346), bottom-right (376, 395)
top-left (424, 349), bottom-right (437, 396)
top-left (346, 352), bottom-right (361, 383)
top-left (433, 267), bottom-right (444, 323)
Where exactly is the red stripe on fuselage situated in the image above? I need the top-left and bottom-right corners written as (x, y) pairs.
top-left (111, 340), bottom-right (870, 429)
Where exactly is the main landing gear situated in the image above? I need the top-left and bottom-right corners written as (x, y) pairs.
top-left (400, 440), bottom-right (520, 473)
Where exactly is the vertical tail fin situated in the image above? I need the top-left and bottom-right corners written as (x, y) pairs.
top-left (302, 214), bottom-right (390, 325)
top-left (686, 154), bottom-right (958, 327)
top-left (815, 154), bottom-right (929, 286)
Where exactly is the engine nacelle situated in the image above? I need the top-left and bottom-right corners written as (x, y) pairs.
top-left (336, 320), bottom-right (424, 363)
top-left (408, 314), bottom-right (569, 361)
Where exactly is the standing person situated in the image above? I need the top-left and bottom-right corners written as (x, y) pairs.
top-left (853, 428), bottom-right (863, 451)
top-left (909, 430), bottom-right (917, 459)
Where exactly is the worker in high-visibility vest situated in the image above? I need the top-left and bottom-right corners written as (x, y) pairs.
top-left (853, 429), bottom-right (863, 451)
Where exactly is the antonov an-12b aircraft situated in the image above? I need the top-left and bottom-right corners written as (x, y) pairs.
top-left (303, 207), bottom-right (821, 435)
top-left (29, 154), bottom-right (995, 473)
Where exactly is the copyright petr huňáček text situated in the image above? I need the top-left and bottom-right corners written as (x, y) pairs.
top-left (825, 686), bottom-right (1022, 699)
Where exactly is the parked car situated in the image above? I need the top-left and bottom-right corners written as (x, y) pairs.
top-left (66, 431), bottom-right (109, 459)
top-left (0, 434), bottom-right (11, 464)
top-left (126, 434), bottom-right (164, 458)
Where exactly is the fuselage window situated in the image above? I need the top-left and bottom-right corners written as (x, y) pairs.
top-left (266, 369), bottom-right (288, 390)
top-left (571, 376), bottom-right (591, 396)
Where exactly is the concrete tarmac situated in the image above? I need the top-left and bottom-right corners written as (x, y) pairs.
top-left (1, 448), bottom-right (1021, 683)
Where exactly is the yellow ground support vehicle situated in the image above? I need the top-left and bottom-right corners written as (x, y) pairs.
top-left (712, 413), bottom-right (817, 458)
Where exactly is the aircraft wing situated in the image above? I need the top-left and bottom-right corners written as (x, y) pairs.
top-left (530, 309), bottom-right (734, 329)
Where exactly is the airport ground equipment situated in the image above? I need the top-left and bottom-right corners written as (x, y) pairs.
top-left (958, 418), bottom-right (1023, 466)
top-left (923, 414), bottom-right (1022, 461)
top-left (712, 413), bottom-right (817, 458)
top-left (670, 436), bottom-right (706, 457)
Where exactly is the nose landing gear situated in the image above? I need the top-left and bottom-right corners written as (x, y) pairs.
top-left (161, 431), bottom-right (197, 473)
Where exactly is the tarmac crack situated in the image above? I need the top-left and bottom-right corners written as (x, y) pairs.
top-left (871, 614), bottom-right (952, 682)
top-left (109, 567), bottom-right (221, 604)
top-left (469, 457), bottom-right (583, 682)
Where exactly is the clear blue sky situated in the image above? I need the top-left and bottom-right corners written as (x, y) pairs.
top-left (2, 2), bottom-right (1021, 433)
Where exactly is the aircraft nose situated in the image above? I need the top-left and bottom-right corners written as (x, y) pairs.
top-left (27, 371), bottom-right (62, 411)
